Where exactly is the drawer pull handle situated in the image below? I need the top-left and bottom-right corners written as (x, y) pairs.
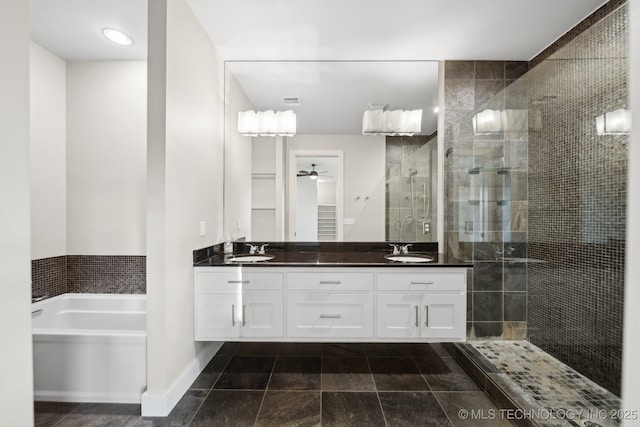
top-left (242, 305), bottom-right (246, 326)
top-left (425, 306), bottom-right (429, 327)
top-left (410, 281), bottom-right (434, 285)
top-left (227, 280), bottom-right (250, 284)
top-left (231, 304), bottom-right (236, 326)
top-left (319, 281), bottom-right (342, 285)
top-left (415, 305), bottom-right (419, 327)
top-left (320, 314), bottom-right (342, 319)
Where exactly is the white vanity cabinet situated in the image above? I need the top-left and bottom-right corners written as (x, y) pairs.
top-left (194, 268), bottom-right (284, 340)
top-left (286, 271), bottom-right (374, 338)
top-left (376, 269), bottom-right (466, 340)
top-left (194, 266), bottom-right (467, 342)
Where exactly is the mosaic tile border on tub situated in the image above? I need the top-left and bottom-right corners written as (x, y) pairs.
top-left (32, 255), bottom-right (146, 296)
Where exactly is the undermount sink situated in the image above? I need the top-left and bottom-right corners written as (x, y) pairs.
top-left (227, 255), bottom-right (274, 263)
top-left (385, 255), bottom-right (434, 263)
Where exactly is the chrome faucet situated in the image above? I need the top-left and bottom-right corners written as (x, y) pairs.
top-left (389, 243), bottom-right (400, 255)
top-left (400, 244), bottom-right (412, 254)
top-left (247, 243), bottom-right (269, 255)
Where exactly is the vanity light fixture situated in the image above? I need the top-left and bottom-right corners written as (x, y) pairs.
top-left (237, 110), bottom-right (296, 137)
top-left (595, 108), bottom-right (631, 135)
top-left (362, 104), bottom-right (422, 136)
top-left (101, 28), bottom-right (134, 47)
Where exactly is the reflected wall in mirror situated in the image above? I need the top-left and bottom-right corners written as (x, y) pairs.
top-left (224, 61), bottom-right (439, 242)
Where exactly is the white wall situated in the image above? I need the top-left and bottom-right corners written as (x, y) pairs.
top-left (66, 61), bottom-right (147, 255)
top-left (30, 42), bottom-right (67, 260)
top-left (144, 0), bottom-right (224, 416)
top-left (622, 1), bottom-right (640, 425)
top-left (287, 135), bottom-right (385, 241)
top-left (295, 177), bottom-right (318, 240)
top-left (223, 70), bottom-right (253, 240)
top-left (0, 0), bottom-right (34, 424)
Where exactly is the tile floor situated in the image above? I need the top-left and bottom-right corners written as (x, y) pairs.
top-left (34, 342), bottom-right (515, 427)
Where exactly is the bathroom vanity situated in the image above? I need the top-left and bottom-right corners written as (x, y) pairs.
top-left (193, 243), bottom-right (470, 342)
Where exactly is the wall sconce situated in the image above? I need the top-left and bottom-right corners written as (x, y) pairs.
top-left (237, 110), bottom-right (296, 136)
top-left (595, 108), bottom-right (631, 135)
top-left (362, 105), bottom-right (422, 136)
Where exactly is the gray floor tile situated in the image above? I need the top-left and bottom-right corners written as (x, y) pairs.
top-left (268, 356), bottom-right (321, 390)
top-left (322, 343), bottom-right (366, 357)
top-left (190, 355), bottom-right (231, 389)
top-left (255, 391), bottom-right (321, 427)
top-left (434, 391), bottom-right (515, 426)
top-left (214, 356), bottom-right (275, 390)
top-left (278, 342), bottom-right (323, 356)
top-left (321, 357), bottom-right (375, 391)
top-left (417, 357), bottom-right (480, 391)
top-left (322, 392), bottom-right (385, 427)
top-left (34, 402), bottom-right (80, 427)
top-left (368, 357), bottom-right (430, 391)
top-left (379, 391), bottom-right (452, 427)
top-left (189, 390), bottom-right (263, 427)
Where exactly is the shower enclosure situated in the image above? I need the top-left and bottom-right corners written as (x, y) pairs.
top-left (444, 2), bottom-right (628, 397)
top-left (385, 134), bottom-right (438, 241)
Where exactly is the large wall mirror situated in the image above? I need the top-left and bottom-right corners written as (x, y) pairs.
top-left (223, 61), bottom-right (439, 242)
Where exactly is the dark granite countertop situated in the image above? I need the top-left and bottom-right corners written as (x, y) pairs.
top-left (193, 242), bottom-right (470, 268)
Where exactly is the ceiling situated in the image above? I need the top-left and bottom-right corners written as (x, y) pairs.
top-left (30, 0), bottom-right (608, 134)
top-left (30, 0), bottom-right (609, 62)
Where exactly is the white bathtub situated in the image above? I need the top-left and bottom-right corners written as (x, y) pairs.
top-left (32, 293), bottom-right (147, 404)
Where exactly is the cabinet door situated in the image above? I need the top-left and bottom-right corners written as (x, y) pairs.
top-left (240, 293), bottom-right (284, 338)
top-left (195, 293), bottom-right (240, 340)
top-left (376, 294), bottom-right (421, 338)
top-left (421, 294), bottom-right (466, 340)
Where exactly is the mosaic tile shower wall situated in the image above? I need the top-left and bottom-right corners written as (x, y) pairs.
top-left (443, 60), bottom-right (529, 340)
top-left (31, 255), bottom-right (146, 297)
top-left (386, 134), bottom-right (438, 242)
top-left (527, 4), bottom-right (628, 396)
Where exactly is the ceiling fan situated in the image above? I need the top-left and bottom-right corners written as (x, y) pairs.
top-left (297, 163), bottom-right (328, 180)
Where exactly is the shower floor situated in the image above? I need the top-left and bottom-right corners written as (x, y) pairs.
top-left (469, 340), bottom-right (621, 427)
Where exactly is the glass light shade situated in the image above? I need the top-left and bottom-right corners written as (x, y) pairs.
top-left (472, 109), bottom-right (502, 133)
top-left (362, 109), bottom-right (422, 136)
top-left (595, 109), bottom-right (631, 135)
top-left (237, 110), bottom-right (296, 136)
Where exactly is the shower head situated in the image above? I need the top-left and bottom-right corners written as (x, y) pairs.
top-left (408, 168), bottom-right (418, 176)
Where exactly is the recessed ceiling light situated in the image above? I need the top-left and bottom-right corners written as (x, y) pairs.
top-left (433, 106), bottom-right (440, 114)
top-left (102, 28), bottom-right (134, 47)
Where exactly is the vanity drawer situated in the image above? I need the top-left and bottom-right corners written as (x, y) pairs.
top-left (196, 270), bottom-right (284, 292)
top-left (376, 270), bottom-right (465, 292)
top-left (286, 293), bottom-right (373, 337)
top-left (287, 272), bottom-right (374, 291)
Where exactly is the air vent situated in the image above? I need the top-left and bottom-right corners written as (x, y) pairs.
top-left (283, 96), bottom-right (300, 106)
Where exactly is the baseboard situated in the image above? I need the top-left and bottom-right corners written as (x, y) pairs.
top-left (34, 390), bottom-right (142, 404)
top-left (141, 341), bottom-right (222, 417)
